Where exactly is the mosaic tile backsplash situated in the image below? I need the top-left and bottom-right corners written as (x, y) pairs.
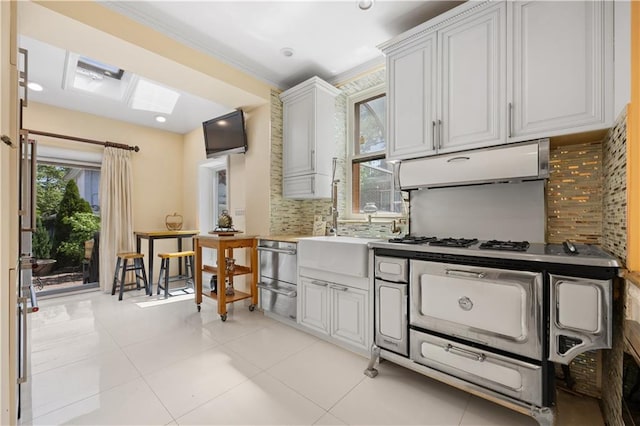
top-left (602, 109), bottom-right (628, 264)
top-left (546, 142), bottom-right (603, 244)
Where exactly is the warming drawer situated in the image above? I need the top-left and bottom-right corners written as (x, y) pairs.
top-left (409, 260), bottom-right (543, 360)
top-left (410, 329), bottom-right (544, 406)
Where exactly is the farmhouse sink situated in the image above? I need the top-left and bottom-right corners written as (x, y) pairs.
top-left (297, 236), bottom-right (382, 278)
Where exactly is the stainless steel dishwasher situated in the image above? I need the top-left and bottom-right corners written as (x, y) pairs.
top-left (257, 240), bottom-right (297, 323)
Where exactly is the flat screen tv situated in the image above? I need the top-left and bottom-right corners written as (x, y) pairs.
top-left (203, 110), bottom-right (247, 158)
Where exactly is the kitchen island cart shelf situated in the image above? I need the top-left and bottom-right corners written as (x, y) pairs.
top-left (194, 234), bottom-right (258, 321)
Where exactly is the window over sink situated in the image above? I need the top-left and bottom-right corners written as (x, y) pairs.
top-left (347, 85), bottom-right (403, 218)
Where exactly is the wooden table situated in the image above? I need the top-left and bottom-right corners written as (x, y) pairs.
top-left (135, 230), bottom-right (199, 292)
top-left (194, 234), bottom-right (258, 321)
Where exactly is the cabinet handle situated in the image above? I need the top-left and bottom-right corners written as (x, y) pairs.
top-left (444, 344), bottom-right (486, 362)
top-left (330, 285), bottom-right (349, 292)
top-left (431, 121), bottom-right (436, 151)
top-left (310, 280), bottom-right (328, 287)
top-left (445, 269), bottom-right (486, 279)
top-left (311, 177), bottom-right (315, 194)
top-left (446, 156), bottom-right (470, 163)
top-left (310, 149), bottom-right (315, 172)
top-left (508, 102), bottom-right (513, 138)
top-left (438, 120), bottom-right (443, 149)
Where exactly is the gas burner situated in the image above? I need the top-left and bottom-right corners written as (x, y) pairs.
top-left (388, 235), bottom-right (438, 244)
top-left (430, 238), bottom-right (479, 248)
top-left (479, 240), bottom-right (530, 252)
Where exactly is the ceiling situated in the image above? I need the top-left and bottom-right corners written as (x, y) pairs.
top-left (20, 0), bottom-right (463, 135)
top-left (20, 35), bottom-right (233, 134)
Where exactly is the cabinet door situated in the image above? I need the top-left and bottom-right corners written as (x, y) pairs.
top-left (548, 274), bottom-right (612, 365)
top-left (283, 92), bottom-right (315, 177)
top-left (330, 285), bottom-right (368, 350)
top-left (299, 277), bottom-right (329, 334)
top-left (509, 1), bottom-right (611, 139)
top-left (438, 2), bottom-right (506, 152)
top-left (387, 34), bottom-right (437, 161)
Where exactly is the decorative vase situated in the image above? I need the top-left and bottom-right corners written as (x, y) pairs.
top-left (165, 212), bottom-right (183, 231)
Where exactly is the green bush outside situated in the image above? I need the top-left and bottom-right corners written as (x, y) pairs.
top-left (33, 216), bottom-right (52, 259)
top-left (56, 212), bottom-right (100, 266)
top-left (54, 180), bottom-right (97, 268)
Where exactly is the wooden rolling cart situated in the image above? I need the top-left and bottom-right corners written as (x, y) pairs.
top-left (193, 234), bottom-right (258, 321)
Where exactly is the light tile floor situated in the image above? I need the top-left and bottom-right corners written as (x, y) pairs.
top-left (19, 290), bottom-right (603, 425)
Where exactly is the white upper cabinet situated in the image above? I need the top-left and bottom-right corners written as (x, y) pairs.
top-left (384, 2), bottom-right (506, 161)
top-left (438, 3), bottom-right (506, 153)
top-left (508, 1), bottom-right (613, 141)
top-left (283, 91), bottom-right (315, 176)
top-left (280, 77), bottom-right (340, 199)
top-left (382, 0), bottom-right (613, 161)
top-left (387, 34), bottom-right (437, 159)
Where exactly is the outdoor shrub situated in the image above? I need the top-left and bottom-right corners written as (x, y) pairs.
top-left (56, 212), bottom-right (100, 267)
top-left (54, 180), bottom-right (93, 267)
top-left (33, 216), bottom-right (52, 259)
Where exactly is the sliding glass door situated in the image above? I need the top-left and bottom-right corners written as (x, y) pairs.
top-left (34, 161), bottom-right (101, 296)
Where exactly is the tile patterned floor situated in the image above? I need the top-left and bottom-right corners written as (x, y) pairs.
top-left (19, 290), bottom-right (602, 425)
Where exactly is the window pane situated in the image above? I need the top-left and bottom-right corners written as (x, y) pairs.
top-left (212, 169), bottom-right (227, 223)
top-left (355, 95), bottom-right (386, 155)
top-left (352, 159), bottom-right (402, 214)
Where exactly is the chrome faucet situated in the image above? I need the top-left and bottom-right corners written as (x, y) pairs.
top-left (328, 157), bottom-right (339, 235)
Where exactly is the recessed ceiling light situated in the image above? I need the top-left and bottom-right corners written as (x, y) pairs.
top-left (357, 0), bottom-right (374, 10)
top-left (27, 82), bottom-right (43, 92)
top-left (280, 47), bottom-right (294, 58)
top-left (155, 115), bottom-right (166, 123)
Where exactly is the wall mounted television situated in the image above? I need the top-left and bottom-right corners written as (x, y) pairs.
top-left (203, 109), bottom-right (247, 158)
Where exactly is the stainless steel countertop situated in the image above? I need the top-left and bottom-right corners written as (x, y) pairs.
top-left (368, 240), bottom-right (620, 268)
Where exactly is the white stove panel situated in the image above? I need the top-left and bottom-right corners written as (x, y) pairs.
top-left (409, 180), bottom-right (545, 243)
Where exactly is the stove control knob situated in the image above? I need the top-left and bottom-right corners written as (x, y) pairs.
top-left (458, 296), bottom-right (473, 311)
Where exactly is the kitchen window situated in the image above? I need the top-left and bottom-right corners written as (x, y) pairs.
top-left (347, 85), bottom-right (402, 217)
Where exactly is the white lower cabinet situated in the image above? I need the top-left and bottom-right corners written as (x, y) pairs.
top-left (299, 276), bottom-right (370, 352)
top-left (299, 277), bottom-right (329, 334)
top-left (330, 284), bottom-right (368, 349)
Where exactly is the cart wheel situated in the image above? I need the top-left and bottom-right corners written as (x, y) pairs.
top-left (220, 314), bottom-right (227, 322)
top-left (249, 304), bottom-right (256, 312)
top-left (197, 305), bottom-right (201, 312)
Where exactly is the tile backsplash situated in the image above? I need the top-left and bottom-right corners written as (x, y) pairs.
top-left (546, 141), bottom-right (604, 244)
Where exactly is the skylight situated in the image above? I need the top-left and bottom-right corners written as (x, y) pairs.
top-left (129, 78), bottom-right (180, 114)
top-left (64, 52), bottom-right (132, 101)
top-left (77, 56), bottom-right (124, 80)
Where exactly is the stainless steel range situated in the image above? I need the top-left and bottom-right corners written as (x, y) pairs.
top-left (366, 236), bottom-right (619, 425)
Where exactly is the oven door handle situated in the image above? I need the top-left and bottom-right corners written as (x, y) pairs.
top-left (445, 269), bottom-right (486, 279)
top-left (257, 282), bottom-right (297, 298)
top-left (257, 246), bottom-right (297, 256)
top-left (444, 344), bottom-right (486, 362)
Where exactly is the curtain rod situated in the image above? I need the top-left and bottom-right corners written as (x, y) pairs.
top-left (24, 129), bottom-right (140, 152)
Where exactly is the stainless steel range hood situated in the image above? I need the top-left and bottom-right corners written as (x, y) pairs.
top-left (398, 139), bottom-right (550, 190)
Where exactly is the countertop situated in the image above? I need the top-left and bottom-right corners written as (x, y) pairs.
top-left (257, 235), bottom-right (311, 243)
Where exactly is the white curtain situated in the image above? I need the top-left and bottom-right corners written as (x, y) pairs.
top-left (99, 147), bottom-right (134, 292)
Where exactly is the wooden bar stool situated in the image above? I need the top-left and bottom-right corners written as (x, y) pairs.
top-left (157, 250), bottom-right (195, 298)
top-left (112, 252), bottom-right (149, 301)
